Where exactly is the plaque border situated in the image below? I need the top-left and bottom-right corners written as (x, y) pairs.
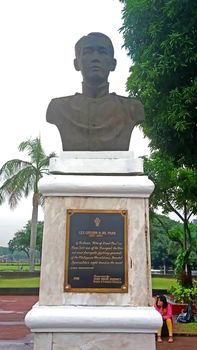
top-left (64, 209), bottom-right (128, 293)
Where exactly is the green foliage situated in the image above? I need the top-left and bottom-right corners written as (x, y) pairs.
top-left (0, 246), bottom-right (11, 257)
top-left (144, 152), bottom-right (197, 286)
top-left (169, 223), bottom-right (197, 253)
top-left (0, 137), bottom-right (55, 271)
top-left (174, 250), bottom-right (193, 287)
top-left (169, 282), bottom-right (197, 303)
top-left (0, 138), bottom-right (56, 208)
top-left (144, 152), bottom-right (197, 227)
top-left (8, 221), bottom-right (43, 259)
top-left (120, 0), bottom-right (197, 282)
top-left (144, 152), bottom-right (197, 217)
top-left (0, 246), bottom-right (32, 260)
top-left (120, 0), bottom-right (197, 167)
top-left (150, 214), bottom-right (178, 269)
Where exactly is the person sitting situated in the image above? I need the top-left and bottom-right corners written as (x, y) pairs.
top-left (154, 294), bottom-right (173, 343)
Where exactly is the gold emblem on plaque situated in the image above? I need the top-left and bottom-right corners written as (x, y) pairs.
top-left (94, 217), bottom-right (101, 227)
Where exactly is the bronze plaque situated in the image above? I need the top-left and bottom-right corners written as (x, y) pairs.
top-left (64, 209), bottom-right (128, 293)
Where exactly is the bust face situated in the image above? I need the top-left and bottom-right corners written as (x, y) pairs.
top-left (75, 35), bottom-right (116, 85)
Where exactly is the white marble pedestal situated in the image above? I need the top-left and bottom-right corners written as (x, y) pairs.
top-left (26, 304), bottom-right (161, 350)
top-left (25, 152), bottom-right (162, 349)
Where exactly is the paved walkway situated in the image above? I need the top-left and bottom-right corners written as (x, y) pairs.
top-left (0, 296), bottom-right (196, 349)
top-left (0, 295), bottom-right (36, 349)
top-left (156, 336), bottom-right (197, 350)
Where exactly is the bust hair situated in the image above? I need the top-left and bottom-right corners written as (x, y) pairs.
top-left (75, 32), bottom-right (114, 58)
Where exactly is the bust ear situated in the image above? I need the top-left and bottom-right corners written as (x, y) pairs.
top-left (74, 58), bottom-right (80, 71)
top-left (110, 58), bottom-right (117, 72)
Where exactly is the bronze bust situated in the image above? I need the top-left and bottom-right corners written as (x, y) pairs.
top-left (46, 32), bottom-right (144, 151)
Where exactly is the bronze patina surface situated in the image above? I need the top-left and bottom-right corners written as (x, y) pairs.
top-left (46, 32), bottom-right (144, 151)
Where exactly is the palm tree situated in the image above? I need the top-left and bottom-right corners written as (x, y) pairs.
top-left (0, 138), bottom-right (56, 271)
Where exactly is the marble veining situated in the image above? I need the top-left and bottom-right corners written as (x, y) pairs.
top-left (39, 196), bottom-right (152, 306)
top-left (52, 333), bottom-right (156, 350)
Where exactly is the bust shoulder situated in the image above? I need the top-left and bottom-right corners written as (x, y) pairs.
top-left (110, 93), bottom-right (145, 123)
top-left (50, 94), bottom-right (78, 104)
top-left (112, 93), bottom-right (142, 103)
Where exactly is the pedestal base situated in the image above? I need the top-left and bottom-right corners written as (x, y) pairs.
top-left (28, 164), bottom-right (159, 349)
top-left (26, 305), bottom-right (161, 350)
top-left (34, 333), bottom-right (156, 350)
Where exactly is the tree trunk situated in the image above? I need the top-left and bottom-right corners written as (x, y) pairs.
top-left (180, 262), bottom-right (193, 288)
top-left (180, 204), bottom-right (193, 287)
top-left (29, 192), bottom-right (39, 272)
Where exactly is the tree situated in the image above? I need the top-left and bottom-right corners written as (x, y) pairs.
top-left (8, 221), bottom-right (44, 261)
top-left (150, 214), bottom-right (178, 270)
top-left (0, 138), bottom-right (55, 271)
top-left (120, 0), bottom-right (197, 167)
top-left (144, 152), bottom-right (197, 286)
top-left (168, 222), bottom-right (197, 285)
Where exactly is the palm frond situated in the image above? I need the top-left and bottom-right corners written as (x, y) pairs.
top-left (0, 137), bottom-right (55, 213)
top-left (0, 159), bottom-right (32, 181)
top-left (38, 152), bottom-right (56, 173)
top-left (8, 189), bottom-right (24, 209)
top-left (19, 138), bottom-right (46, 165)
top-left (0, 166), bottom-right (36, 209)
top-left (0, 180), bottom-right (23, 208)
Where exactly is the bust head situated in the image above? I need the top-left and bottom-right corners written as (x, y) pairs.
top-left (74, 32), bottom-right (117, 86)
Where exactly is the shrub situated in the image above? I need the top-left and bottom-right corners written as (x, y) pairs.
top-left (169, 282), bottom-right (197, 303)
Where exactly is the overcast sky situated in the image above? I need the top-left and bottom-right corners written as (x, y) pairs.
top-left (0, 0), bottom-right (150, 247)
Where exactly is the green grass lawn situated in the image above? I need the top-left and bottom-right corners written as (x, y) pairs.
top-left (0, 263), bottom-right (40, 272)
top-left (0, 276), bottom-right (177, 289)
top-left (152, 277), bottom-right (178, 290)
top-left (0, 277), bottom-right (40, 288)
top-left (174, 321), bottom-right (197, 334)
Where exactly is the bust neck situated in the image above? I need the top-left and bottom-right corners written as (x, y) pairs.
top-left (82, 81), bottom-right (109, 98)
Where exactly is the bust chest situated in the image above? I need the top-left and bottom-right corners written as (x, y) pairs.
top-left (57, 94), bottom-right (134, 151)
